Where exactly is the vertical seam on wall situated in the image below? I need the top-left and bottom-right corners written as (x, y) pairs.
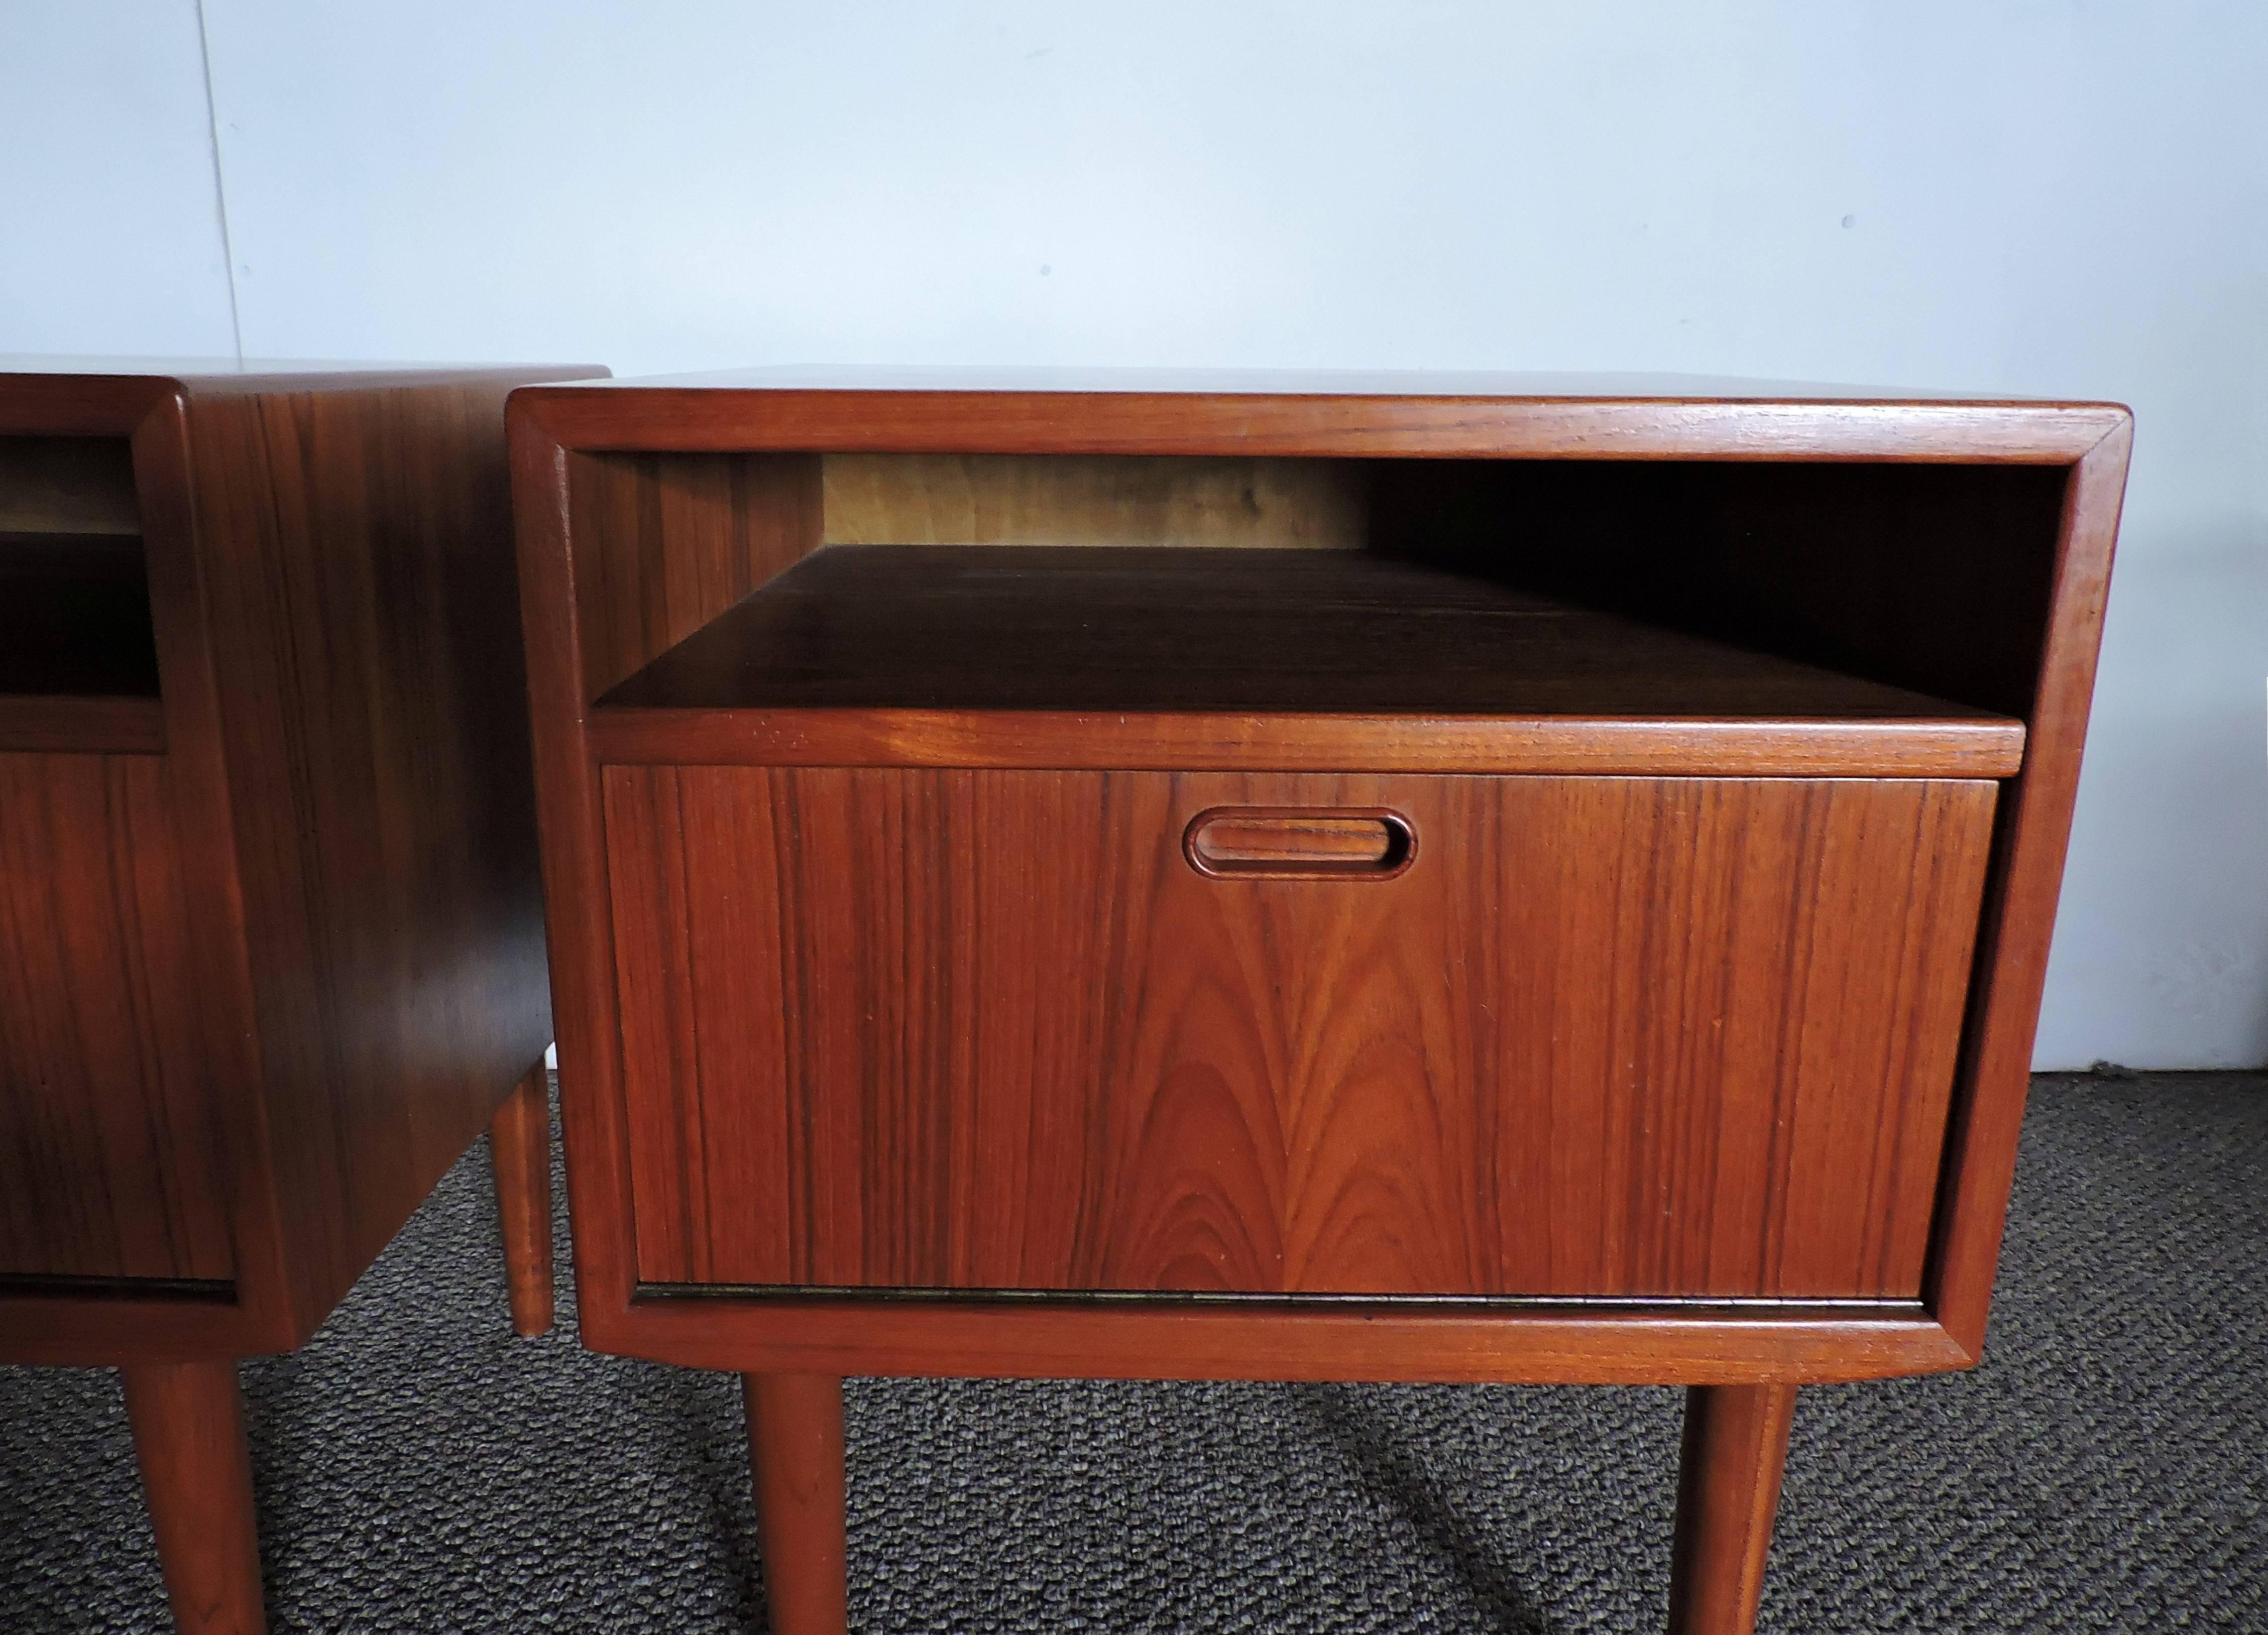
top-left (193, 0), bottom-right (245, 362)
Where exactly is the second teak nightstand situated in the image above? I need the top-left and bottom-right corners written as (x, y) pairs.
top-left (2, 358), bottom-right (603, 1634)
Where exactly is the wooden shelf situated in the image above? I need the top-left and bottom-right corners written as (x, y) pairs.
top-left (590, 545), bottom-right (2024, 776)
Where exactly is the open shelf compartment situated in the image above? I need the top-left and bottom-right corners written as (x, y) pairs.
top-left (0, 437), bottom-right (156, 695)
top-left (598, 542), bottom-right (2015, 724)
top-left (571, 451), bottom-right (2034, 778)
top-left (0, 436), bottom-right (163, 754)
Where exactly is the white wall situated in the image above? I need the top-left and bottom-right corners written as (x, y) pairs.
top-left (6, 3), bottom-right (2263, 1067)
top-left (0, 3), bottom-right (236, 354)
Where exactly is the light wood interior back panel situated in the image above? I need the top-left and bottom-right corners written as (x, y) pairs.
top-left (821, 453), bottom-right (1367, 550)
top-left (0, 436), bottom-right (141, 535)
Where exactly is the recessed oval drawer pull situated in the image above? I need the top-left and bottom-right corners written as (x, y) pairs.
top-left (1183, 807), bottom-right (1415, 879)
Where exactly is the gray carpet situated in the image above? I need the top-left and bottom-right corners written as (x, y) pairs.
top-left (4, 1071), bottom-right (2264, 1632)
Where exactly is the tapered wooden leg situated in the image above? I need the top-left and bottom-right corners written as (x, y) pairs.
top-left (490, 1061), bottom-right (554, 1337)
top-left (121, 1360), bottom-right (266, 1635)
top-left (743, 1372), bottom-right (849, 1635)
top-left (1667, 1383), bottom-right (1798, 1635)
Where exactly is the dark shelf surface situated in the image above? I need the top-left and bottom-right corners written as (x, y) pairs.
top-left (599, 545), bottom-right (2010, 724)
top-left (0, 532), bottom-right (159, 698)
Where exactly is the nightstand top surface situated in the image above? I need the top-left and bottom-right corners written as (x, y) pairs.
top-left (513, 367), bottom-right (2127, 461)
top-left (1, 358), bottom-right (603, 392)
top-left (536, 363), bottom-right (2121, 410)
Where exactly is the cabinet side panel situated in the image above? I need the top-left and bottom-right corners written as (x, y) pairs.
top-left (570, 452), bottom-right (823, 699)
top-left (186, 381), bottom-right (553, 1332)
top-left (616, 770), bottom-right (1994, 1300)
top-left (0, 753), bottom-right (234, 1280)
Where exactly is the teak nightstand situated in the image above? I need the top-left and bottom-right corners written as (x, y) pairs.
top-left (1, 359), bottom-right (602, 1634)
top-left (509, 369), bottom-right (2130, 1633)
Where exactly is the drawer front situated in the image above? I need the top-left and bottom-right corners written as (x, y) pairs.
top-left (0, 753), bottom-right (235, 1282)
top-left (602, 768), bottom-right (1995, 1301)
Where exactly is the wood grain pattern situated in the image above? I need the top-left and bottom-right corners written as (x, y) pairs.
top-left (183, 375), bottom-right (571, 1336)
top-left (0, 1285), bottom-right (246, 1367)
top-left (514, 379), bottom-right (2129, 1634)
top-left (3, 361), bottom-right (599, 1371)
top-left (603, 768), bottom-right (1994, 1301)
top-left (121, 1360), bottom-right (266, 1635)
top-left (490, 1061), bottom-right (554, 1338)
top-left (6, 362), bottom-right (601, 1635)
top-left (1928, 419), bottom-right (2133, 1354)
top-left (518, 378), bottom-right (2130, 462)
top-left (1668, 1384), bottom-right (1798, 1635)
top-left (743, 1373), bottom-right (849, 1635)
top-left (0, 752), bottom-right (233, 1280)
top-left (614, 1294), bottom-right (1969, 1384)
top-left (589, 706), bottom-right (2023, 779)
top-left (821, 452), bottom-right (1365, 549)
top-left (509, 377), bottom-right (2129, 1397)
top-left (568, 450), bottom-right (822, 698)
top-left (0, 369), bottom-right (282, 1361)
